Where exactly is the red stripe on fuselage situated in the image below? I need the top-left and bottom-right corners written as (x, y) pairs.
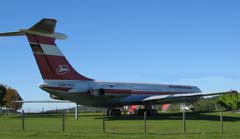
top-left (105, 89), bottom-right (132, 95)
top-left (131, 91), bottom-right (193, 95)
top-left (104, 89), bottom-right (194, 95)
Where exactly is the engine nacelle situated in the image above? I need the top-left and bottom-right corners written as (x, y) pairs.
top-left (89, 88), bottom-right (105, 96)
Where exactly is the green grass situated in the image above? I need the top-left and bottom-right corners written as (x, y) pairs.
top-left (0, 112), bottom-right (240, 139)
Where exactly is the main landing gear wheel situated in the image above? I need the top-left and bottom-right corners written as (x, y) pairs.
top-left (137, 108), bottom-right (158, 116)
top-left (107, 108), bottom-right (121, 116)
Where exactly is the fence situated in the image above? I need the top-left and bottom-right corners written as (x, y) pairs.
top-left (2, 111), bottom-right (225, 134)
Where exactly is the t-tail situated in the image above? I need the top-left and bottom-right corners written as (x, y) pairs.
top-left (0, 18), bottom-right (93, 82)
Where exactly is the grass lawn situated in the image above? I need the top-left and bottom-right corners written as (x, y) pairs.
top-left (0, 112), bottom-right (240, 139)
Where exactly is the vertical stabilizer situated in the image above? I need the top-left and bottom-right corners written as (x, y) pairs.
top-left (0, 18), bottom-right (93, 81)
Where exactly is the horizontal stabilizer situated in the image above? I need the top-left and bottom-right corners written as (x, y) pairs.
top-left (0, 18), bottom-right (67, 40)
top-left (0, 31), bottom-right (25, 36)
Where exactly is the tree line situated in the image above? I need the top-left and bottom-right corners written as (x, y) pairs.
top-left (165, 91), bottom-right (240, 112)
top-left (0, 84), bottom-right (23, 111)
top-left (188, 91), bottom-right (240, 112)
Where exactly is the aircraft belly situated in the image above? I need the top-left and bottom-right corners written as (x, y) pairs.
top-left (45, 89), bottom-right (124, 107)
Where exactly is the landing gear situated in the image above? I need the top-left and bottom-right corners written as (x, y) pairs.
top-left (107, 108), bottom-right (121, 116)
top-left (107, 105), bottom-right (158, 117)
top-left (136, 105), bottom-right (158, 116)
top-left (136, 108), bottom-right (158, 116)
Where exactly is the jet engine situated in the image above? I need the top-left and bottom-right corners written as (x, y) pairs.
top-left (89, 88), bottom-right (105, 96)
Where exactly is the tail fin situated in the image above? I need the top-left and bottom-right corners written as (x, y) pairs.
top-left (0, 18), bottom-right (93, 81)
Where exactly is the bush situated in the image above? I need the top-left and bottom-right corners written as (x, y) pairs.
top-left (218, 92), bottom-right (240, 111)
top-left (192, 97), bottom-right (222, 112)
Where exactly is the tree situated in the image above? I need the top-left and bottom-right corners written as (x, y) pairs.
top-left (4, 87), bottom-right (23, 110)
top-left (0, 85), bottom-right (6, 107)
top-left (218, 92), bottom-right (240, 111)
top-left (193, 97), bottom-right (219, 112)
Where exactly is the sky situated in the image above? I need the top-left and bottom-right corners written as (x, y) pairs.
top-left (0, 0), bottom-right (239, 112)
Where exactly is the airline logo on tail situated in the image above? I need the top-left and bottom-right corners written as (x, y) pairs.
top-left (56, 65), bottom-right (70, 75)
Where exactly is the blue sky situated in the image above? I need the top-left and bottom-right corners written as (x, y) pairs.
top-left (0, 0), bottom-right (239, 111)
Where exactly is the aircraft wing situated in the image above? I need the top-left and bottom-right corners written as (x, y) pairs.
top-left (142, 90), bottom-right (237, 104)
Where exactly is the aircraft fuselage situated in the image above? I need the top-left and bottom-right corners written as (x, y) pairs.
top-left (40, 80), bottom-right (201, 107)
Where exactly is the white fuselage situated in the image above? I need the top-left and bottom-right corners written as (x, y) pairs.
top-left (40, 80), bottom-right (202, 107)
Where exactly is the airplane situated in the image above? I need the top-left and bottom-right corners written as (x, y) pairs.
top-left (0, 18), bottom-right (236, 116)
